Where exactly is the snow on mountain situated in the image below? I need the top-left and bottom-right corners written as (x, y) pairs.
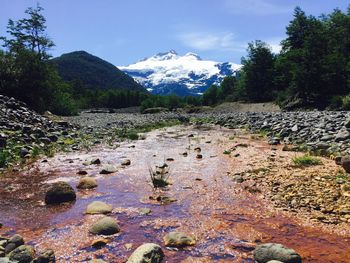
top-left (118, 50), bottom-right (242, 96)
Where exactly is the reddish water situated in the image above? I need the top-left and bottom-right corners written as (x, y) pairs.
top-left (0, 125), bottom-right (350, 262)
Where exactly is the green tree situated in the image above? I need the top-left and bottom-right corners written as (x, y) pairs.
top-left (239, 40), bottom-right (276, 102)
top-left (202, 84), bottom-right (219, 105)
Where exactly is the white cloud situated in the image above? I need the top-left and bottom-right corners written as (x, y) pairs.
top-left (223, 0), bottom-right (291, 15)
top-left (177, 31), bottom-right (246, 52)
top-left (265, 37), bottom-right (283, 53)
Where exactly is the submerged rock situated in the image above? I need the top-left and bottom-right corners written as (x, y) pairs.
top-left (253, 243), bottom-right (302, 263)
top-left (86, 201), bottom-right (113, 215)
top-left (44, 182), bottom-right (76, 205)
top-left (77, 177), bottom-right (98, 189)
top-left (163, 232), bottom-right (196, 247)
top-left (89, 217), bottom-right (120, 235)
top-left (126, 243), bottom-right (164, 263)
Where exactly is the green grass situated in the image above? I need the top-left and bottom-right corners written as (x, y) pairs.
top-left (115, 120), bottom-right (181, 141)
top-left (223, 150), bottom-right (231, 155)
top-left (292, 154), bottom-right (322, 167)
top-left (0, 150), bottom-right (11, 168)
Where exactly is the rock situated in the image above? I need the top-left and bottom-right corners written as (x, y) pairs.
top-left (84, 158), bottom-right (101, 165)
top-left (77, 170), bottom-right (88, 175)
top-left (0, 258), bottom-right (15, 263)
top-left (89, 217), bottom-right (120, 235)
top-left (86, 201), bottom-right (113, 215)
top-left (163, 232), bottom-right (196, 247)
top-left (335, 156), bottom-right (342, 165)
top-left (126, 243), bottom-right (164, 263)
top-left (5, 234), bottom-right (24, 254)
top-left (20, 148), bottom-right (29, 158)
top-left (77, 177), bottom-right (98, 189)
top-left (44, 182), bottom-right (76, 205)
top-left (121, 159), bottom-right (131, 166)
top-left (253, 243), bottom-right (302, 263)
top-left (91, 238), bottom-right (108, 249)
top-left (100, 164), bottom-right (117, 174)
top-left (267, 261), bottom-right (284, 263)
top-left (196, 154), bottom-right (202, 159)
top-left (8, 245), bottom-right (35, 263)
top-left (341, 156), bottom-right (350, 173)
top-left (33, 249), bottom-right (55, 263)
top-left (138, 208), bottom-right (152, 215)
top-left (0, 246), bottom-right (4, 257)
top-left (344, 117), bottom-right (350, 128)
top-left (335, 130), bottom-right (350, 142)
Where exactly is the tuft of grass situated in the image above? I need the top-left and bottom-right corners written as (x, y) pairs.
top-left (0, 150), bottom-right (11, 168)
top-left (223, 150), bottom-right (231, 155)
top-left (292, 154), bottom-right (322, 167)
top-left (149, 163), bottom-right (170, 188)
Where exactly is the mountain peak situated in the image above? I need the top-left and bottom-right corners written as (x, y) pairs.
top-left (119, 50), bottom-right (241, 96)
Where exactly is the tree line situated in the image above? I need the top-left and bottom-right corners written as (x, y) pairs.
top-left (203, 6), bottom-right (350, 110)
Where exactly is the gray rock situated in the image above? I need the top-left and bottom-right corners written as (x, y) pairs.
top-left (8, 245), bottom-right (35, 263)
top-left (85, 201), bottom-right (113, 215)
top-left (89, 217), bottom-right (120, 235)
top-left (163, 232), bottom-right (196, 247)
top-left (5, 234), bottom-right (24, 254)
top-left (127, 243), bottom-right (164, 263)
top-left (33, 249), bottom-right (55, 263)
top-left (341, 156), bottom-right (350, 173)
top-left (77, 177), bottom-right (98, 189)
top-left (253, 243), bottom-right (302, 263)
top-left (335, 130), bottom-right (350, 142)
top-left (44, 182), bottom-right (76, 205)
top-left (100, 164), bottom-right (117, 174)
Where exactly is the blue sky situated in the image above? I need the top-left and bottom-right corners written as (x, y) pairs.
top-left (1, 0), bottom-right (348, 65)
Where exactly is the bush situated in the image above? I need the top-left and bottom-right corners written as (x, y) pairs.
top-left (342, 95), bottom-right (350, 110)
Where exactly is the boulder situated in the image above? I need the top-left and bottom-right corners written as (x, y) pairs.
top-left (44, 182), bottom-right (76, 205)
top-left (100, 165), bottom-right (117, 174)
top-left (253, 243), bottom-right (302, 263)
top-left (77, 177), bottom-right (98, 189)
top-left (341, 156), bottom-right (350, 173)
top-left (8, 245), bottom-right (35, 263)
top-left (89, 217), bottom-right (120, 235)
top-left (163, 232), bottom-right (196, 247)
top-left (5, 234), bottom-right (24, 254)
top-left (126, 243), bottom-right (164, 263)
top-left (33, 249), bottom-right (55, 263)
top-left (86, 201), bottom-right (113, 215)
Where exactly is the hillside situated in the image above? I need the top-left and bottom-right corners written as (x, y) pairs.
top-left (51, 51), bottom-right (145, 91)
top-left (119, 50), bottom-right (241, 96)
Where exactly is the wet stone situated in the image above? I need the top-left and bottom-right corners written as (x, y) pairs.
top-left (44, 182), bottom-right (76, 205)
top-left (163, 232), bottom-right (196, 247)
top-left (91, 238), bottom-right (108, 249)
top-left (89, 217), bottom-right (120, 235)
top-left (100, 164), bottom-right (117, 174)
top-left (253, 243), bottom-right (302, 263)
top-left (33, 249), bottom-right (55, 263)
top-left (86, 201), bottom-right (113, 215)
top-left (121, 159), bottom-right (131, 166)
top-left (8, 245), bottom-right (35, 263)
top-left (126, 243), bottom-right (164, 263)
top-left (77, 177), bottom-right (98, 189)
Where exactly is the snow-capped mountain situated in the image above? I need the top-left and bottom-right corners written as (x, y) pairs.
top-left (118, 50), bottom-right (241, 96)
